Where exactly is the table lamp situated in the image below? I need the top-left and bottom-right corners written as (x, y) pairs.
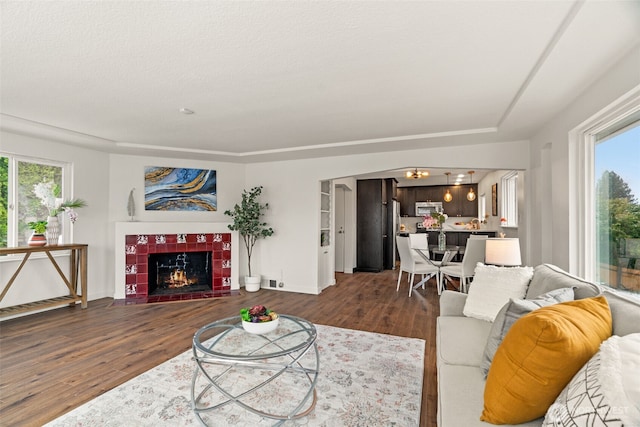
top-left (485, 238), bottom-right (521, 266)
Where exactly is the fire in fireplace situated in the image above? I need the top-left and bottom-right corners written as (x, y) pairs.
top-left (148, 251), bottom-right (212, 295)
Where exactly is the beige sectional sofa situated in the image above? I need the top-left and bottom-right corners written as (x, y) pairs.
top-left (436, 263), bottom-right (640, 426)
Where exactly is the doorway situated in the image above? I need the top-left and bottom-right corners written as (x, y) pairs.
top-left (335, 186), bottom-right (346, 272)
top-left (333, 180), bottom-right (355, 275)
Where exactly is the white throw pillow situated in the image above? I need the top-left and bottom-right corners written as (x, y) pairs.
top-left (462, 263), bottom-right (534, 322)
top-left (543, 333), bottom-right (640, 427)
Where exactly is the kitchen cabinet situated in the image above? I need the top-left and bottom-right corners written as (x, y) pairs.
top-left (397, 188), bottom-right (415, 216)
top-left (356, 179), bottom-right (396, 272)
top-left (420, 230), bottom-right (496, 247)
top-left (414, 186), bottom-right (442, 203)
top-left (399, 185), bottom-right (478, 217)
top-left (446, 231), bottom-right (496, 246)
top-left (442, 185), bottom-right (478, 218)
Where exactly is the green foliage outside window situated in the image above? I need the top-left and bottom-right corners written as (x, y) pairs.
top-left (0, 157), bottom-right (7, 247)
top-left (1, 156), bottom-right (63, 247)
top-left (596, 170), bottom-right (640, 272)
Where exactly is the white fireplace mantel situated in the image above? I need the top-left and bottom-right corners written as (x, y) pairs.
top-left (114, 222), bottom-right (239, 299)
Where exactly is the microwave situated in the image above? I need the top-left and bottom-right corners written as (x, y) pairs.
top-left (415, 201), bottom-right (443, 217)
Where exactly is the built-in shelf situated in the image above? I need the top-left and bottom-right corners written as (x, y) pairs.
top-left (320, 181), bottom-right (331, 247)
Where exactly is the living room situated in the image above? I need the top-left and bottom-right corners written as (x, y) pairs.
top-left (1, 1), bottom-right (639, 426)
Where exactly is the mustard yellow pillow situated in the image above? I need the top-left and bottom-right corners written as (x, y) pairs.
top-left (481, 296), bottom-right (612, 424)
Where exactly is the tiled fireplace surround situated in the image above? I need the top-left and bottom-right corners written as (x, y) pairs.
top-left (114, 222), bottom-right (240, 303)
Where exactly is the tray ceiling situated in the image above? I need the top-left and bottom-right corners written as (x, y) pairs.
top-left (1, 1), bottom-right (638, 162)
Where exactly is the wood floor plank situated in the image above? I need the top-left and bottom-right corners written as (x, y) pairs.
top-left (0, 270), bottom-right (449, 426)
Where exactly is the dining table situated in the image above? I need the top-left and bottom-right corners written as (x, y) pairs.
top-left (429, 245), bottom-right (464, 262)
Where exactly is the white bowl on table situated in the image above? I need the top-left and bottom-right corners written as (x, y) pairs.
top-left (242, 317), bottom-right (279, 334)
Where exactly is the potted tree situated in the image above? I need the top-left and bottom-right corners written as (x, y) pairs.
top-left (224, 186), bottom-right (274, 292)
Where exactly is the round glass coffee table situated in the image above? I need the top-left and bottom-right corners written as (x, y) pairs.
top-left (191, 315), bottom-right (319, 425)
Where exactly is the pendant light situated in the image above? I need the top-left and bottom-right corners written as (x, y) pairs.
top-left (467, 171), bottom-right (476, 202)
top-left (443, 172), bottom-right (453, 203)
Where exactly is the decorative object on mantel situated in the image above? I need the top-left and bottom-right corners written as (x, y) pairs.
top-left (127, 188), bottom-right (136, 221)
top-left (224, 186), bottom-right (274, 292)
top-left (27, 220), bottom-right (47, 246)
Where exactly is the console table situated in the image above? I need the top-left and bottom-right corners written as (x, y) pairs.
top-left (0, 244), bottom-right (88, 317)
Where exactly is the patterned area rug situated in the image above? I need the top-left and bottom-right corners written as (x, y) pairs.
top-left (45, 325), bottom-right (425, 426)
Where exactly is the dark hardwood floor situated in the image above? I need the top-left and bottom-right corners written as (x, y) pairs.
top-left (0, 269), bottom-right (447, 426)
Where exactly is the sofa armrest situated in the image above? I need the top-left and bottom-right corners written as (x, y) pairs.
top-left (439, 290), bottom-right (468, 316)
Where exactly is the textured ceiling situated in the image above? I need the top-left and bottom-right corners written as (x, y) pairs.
top-left (1, 1), bottom-right (639, 163)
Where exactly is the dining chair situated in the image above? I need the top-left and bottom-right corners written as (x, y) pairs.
top-left (409, 233), bottom-right (429, 263)
top-left (396, 235), bottom-right (440, 297)
top-left (439, 237), bottom-right (487, 293)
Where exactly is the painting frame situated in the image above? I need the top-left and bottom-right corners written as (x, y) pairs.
top-left (491, 183), bottom-right (498, 216)
top-left (144, 166), bottom-right (217, 211)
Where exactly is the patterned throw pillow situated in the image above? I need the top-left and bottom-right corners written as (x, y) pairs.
top-left (543, 334), bottom-right (640, 427)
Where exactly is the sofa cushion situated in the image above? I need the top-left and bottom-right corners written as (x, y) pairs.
top-left (526, 264), bottom-right (600, 300)
top-left (480, 287), bottom-right (575, 377)
top-left (439, 290), bottom-right (469, 317)
top-left (437, 364), bottom-right (542, 427)
top-left (602, 289), bottom-right (640, 336)
top-left (542, 334), bottom-right (640, 427)
top-left (481, 296), bottom-right (612, 425)
top-left (437, 316), bottom-right (492, 366)
top-left (463, 263), bottom-right (534, 322)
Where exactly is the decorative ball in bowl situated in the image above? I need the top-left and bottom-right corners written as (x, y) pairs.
top-left (240, 305), bottom-right (279, 334)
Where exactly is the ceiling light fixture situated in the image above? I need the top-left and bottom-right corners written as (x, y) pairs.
top-left (406, 168), bottom-right (429, 179)
top-left (444, 172), bottom-right (453, 203)
top-left (467, 171), bottom-right (476, 201)
top-left (179, 107), bottom-right (195, 115)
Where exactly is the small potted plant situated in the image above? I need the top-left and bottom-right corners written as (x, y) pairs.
top-left (27, 220), bottom-right (48, 246)
top-left (224, 186), bottom-right (274, 292)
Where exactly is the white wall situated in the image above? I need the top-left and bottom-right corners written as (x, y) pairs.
top-left (5, 45), bottom-right (636, 303)
top-left (106, 154), bottom-right (247, 293)
top-left (247, 140), bottom-right (530, 294)
top-left (527, 45), bottom-right (640, 271)
top-left (1, 131), bottom-right (111, 307)
top-left (3, 114), bottom-right (587, 301)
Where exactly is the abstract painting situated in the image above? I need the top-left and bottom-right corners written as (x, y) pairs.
top-left (144, 167), bottom-right (217, 211)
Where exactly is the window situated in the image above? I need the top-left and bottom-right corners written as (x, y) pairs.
top-left (1, 154), bottom-right (69, 247)
top-left (570, 89), bottom-right (639, 293)
top-left (594, 119), bottom-right (640, 291)
top-left (500, 171), bottom-right (518, 227)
